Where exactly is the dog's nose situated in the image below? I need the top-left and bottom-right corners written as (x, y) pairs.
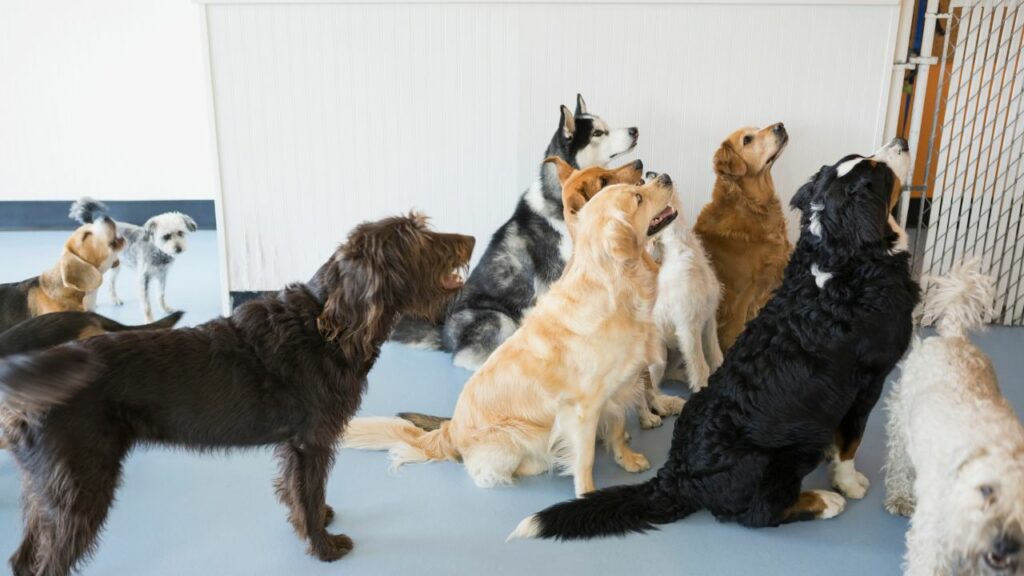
top-left (632, 159), bottom-right (643, 171)
top-left (773, 123), bottom-right (786, 134)
top-left (628, 127), bottom-right (639, 139)
top-left (175, 247), bottom-right (183, 254)
top-left (656, 173), bottom-right (672, 187)
top-left (986, 535), bottom-right (1021, 570)
top-left (893, 137), bottom-right (910, 152)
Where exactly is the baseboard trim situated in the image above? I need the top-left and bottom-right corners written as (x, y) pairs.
top-left (0, 200), bottom-right (216, 231)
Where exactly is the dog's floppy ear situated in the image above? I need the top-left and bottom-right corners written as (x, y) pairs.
top-left (564, 191), bottom-right (588, 218)
top-left (575, 93), bottom-right (587, 116)
top-left (713, 142), bottom-right (747, 178)
top-left (543, 156), bottom-right (575, 185)
top-left (181, 214), bottom-right (197, 232)
top-left (602, 215), bottom-right (638, 262)
top-left (60, 250), bottom-right (103, 292)
top-left (559, 105), bottom-right (575, 140)
top-left (143, 217), bottom-right (159, 241)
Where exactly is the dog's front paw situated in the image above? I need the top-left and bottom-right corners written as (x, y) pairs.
top-left (639, 411), bottom-right (662, 429)
top-left (112, 297), bottom-right (124, 306)
top-left (832, 461), bottom-right (870, 500)
top-left (309, 533), bottom-right (354, 562)
top-left (651, 394), bottom-right (685, 417)
top-left (615, 451), bottom-right (650, 473)
top-left (813, 490), bottom-right (847, 519)
top-left (884, 496), bottom-right (915, 517)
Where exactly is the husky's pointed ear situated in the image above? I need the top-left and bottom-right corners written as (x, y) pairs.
top-left (575, 93), bottom-right (588, 116)
top-left (60, 250), bottom-right (102, 292)
top-left (713, 142), bottom-right (747, 178)
top-left (559, 105), bottom-right (575, 140)
top-left (543, 156), bottom-right (575, 185)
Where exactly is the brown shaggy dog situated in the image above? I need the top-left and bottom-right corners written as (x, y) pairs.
top-left (694, 123), bottom-right (791, 350)
top-left (0, 213), bottom-right (473, 576)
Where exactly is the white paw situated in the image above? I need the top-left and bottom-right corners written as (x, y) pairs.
top-left (615, 451), bottom-right (650, 473)
top-left (884, 496), bottom-right (915, 517)
top-left (639, 411), bottom-right (662, 429)
top-left (651, 393), bottom-right (684, 417)
top-left (112, 297), bottom-right (124, 306)
top-left (812, 490), bottom-right (846, 519)
top-left (832, 460), bottom-right (870, 500)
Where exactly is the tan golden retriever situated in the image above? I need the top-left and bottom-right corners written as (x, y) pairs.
top-left (343, 176), bottom-right (678, 497)
top-left (694, 123), bottom-right (791, 351)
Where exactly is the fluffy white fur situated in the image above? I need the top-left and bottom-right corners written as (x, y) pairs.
top-left (885, 261), bottom-right (1024, 575)
top-left (639, 181), bottom-right (723, 429)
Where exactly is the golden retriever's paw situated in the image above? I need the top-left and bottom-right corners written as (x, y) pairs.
top-left (616, 450), bottom-right (650, 473)
top-left (651, 393), bottom-right (684, 417)
top-left (639, 411), bottom-right (663, 429)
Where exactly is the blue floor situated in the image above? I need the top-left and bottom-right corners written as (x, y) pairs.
top-left (1, 230), bottom-right (1022, 575)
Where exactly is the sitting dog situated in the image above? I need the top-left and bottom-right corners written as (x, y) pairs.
top-left (0, 310), bottom-right (183, 450)
top-left (70, 198), bottom-right (197, 322)
top-left (0, 218), bottom-right (123, 333)
top-left (392, 94), bottom-right (640, 370)
top-left (638, 171), bottom-right (723, 429)
top-left (694, 123), bottom-right (790, 351)
top-left (0, 213), bottom-right (473, 575)
top-left (885, 262), bottom-right (1024, 575)
top-left (509, 139), bottom-right (919, 541)
top-left (343, 176), bottom-right (679, 497)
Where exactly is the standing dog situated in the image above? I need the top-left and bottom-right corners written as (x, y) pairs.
top-left (638, 171), bottom-right (723, 429)
top-left (885, 262), bottom-right (1024, 575)
top-left (0, 213), bottom-right (473, 576)
top-left (343, 177), bottom-right (678, 497)
top-left (694, 123), bottom-right (790, 351)
top-left (510, 139), bottom-right (919, 541)
top-left (0, 219), bottom-right (122, 333)
top-left (70, 198), bottom-right (197, 322)
top-left (392, 94), bottom-right (639, 370)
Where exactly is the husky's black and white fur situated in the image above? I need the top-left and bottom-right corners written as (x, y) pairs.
top-left (392, 94), bottom-right (639, 369)
top-left (70, 199), bottom-right (197, 322)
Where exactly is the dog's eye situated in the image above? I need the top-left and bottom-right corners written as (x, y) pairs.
top-left (635, 193), bottom-right (643, 205)
top-left (177, 231), bottom-right (185, 237)
top-left (742, 135), bottom-right (753, 146)
top-left (980, 485), bottom-right (995, 498)
top-left (162, 234), bottom-right (172, 241)
top-left (593, 130), bottom-right (606, 137)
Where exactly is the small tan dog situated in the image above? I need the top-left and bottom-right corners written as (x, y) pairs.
top-left (544, 156), bottom-right (645, 236)
top-left (694, 124), bottom-right (790, 350)
top-left (343, 176), bottom-right (678, 497)
top-left (0, 218), bottom-right (122, 333)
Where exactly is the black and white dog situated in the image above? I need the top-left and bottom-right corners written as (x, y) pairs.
top-left (509, 139), bottom-right (920, 541)
top-left (70, 199), bottom-right (197, 322)
top-left (392, 94), bottom-right (639, 369)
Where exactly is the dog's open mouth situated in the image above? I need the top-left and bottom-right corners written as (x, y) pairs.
top-left (441, 267), bottom-right (467, 290)
top-left (647, 206), bottom-right (677, 236)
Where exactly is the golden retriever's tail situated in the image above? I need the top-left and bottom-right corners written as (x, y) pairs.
top-left (920, 259), bottom-right (994, 339)
top-left (342, 416), bottom-right (460, 468)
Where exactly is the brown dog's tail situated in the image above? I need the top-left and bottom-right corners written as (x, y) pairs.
top-left (397, 412), bottom-right (450, 431)
top-left (96, 310), bottom-right (185, 332)
top-left (342, 416), bottom-right (460, 468)
top-left (0, 347), bottom-right (100, 412)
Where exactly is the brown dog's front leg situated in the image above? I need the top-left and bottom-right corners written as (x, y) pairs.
top-left (293, 444), bottom-right (352, 562)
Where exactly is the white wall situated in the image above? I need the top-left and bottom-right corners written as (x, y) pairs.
top-left (202, 0), bottom-right (901, 292)
top-left (0, 0), bottom-right (214, 201)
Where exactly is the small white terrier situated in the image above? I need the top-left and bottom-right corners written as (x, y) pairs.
top-left (637, 173), bottom-right (723, 428)
top-left (885, 261), bottom-right (1023, 575)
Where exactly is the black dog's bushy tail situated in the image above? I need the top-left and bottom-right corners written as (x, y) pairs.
top-left (0, 348), bottom-right (100, 412)
top-left (508, 478), bottom-right (698, 541)
top-left (390, 315), bottom-right (445, 350)
top-left (68, 197), bottom-right (110, 224)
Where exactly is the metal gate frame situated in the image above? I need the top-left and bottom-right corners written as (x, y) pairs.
top-left (894, 0), bottom-right (1024, 325)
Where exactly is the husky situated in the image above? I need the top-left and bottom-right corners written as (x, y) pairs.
top-left (391, 94), bottom-right (639, 370)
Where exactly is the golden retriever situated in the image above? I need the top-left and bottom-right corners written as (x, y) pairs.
top-left (694, 123), bottom-right (791, 351)
top-left (343, 176), bottom-right (678, 497)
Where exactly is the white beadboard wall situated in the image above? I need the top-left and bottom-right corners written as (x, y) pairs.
top-left (201, 0), bottom-right (900, 293)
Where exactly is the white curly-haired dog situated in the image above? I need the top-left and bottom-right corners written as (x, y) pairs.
top-left (636, 171), bottom-right (723, 429)
top-left (70, 198), bottom-right (197, 322)
top-left (885, 261), bottom-right (1024, 575)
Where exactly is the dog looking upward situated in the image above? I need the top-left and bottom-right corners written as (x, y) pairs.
top-left (70, 198), bottom-right (197, 322)
top-left (694, 123), bottom-right (790, 351)
top-left (510, 139), bottom-right (918, 541)
top-left (0, 218), bottom-right (123, 333)
top-left (885, 262), bottom-right (1024, 575)
top-left (343, 176), bottom-right (679, 498)
top-left (0, 213), bottom-right (473, 576)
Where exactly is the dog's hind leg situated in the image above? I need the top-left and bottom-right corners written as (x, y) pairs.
top-left (138, 272), bottom-right (154, 322)
top-left (636, 370), bottom-right (664, 430)
top-left (445, 309), bottom-right (519, 371)
top-left (279, 442), bottom-right (351, 562)
top-left (883, 387), bottom-right (916, 517)
top-left (702, 317), bottom-right (724, 374)
top-left (462, 436), bottom-right (523, 489)
top-left (9, 477), bottom-right (44, 576)
top-left (108, 266), bottom-right (123, 306)
top-left (677, 324), bottom-right (710, 392)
